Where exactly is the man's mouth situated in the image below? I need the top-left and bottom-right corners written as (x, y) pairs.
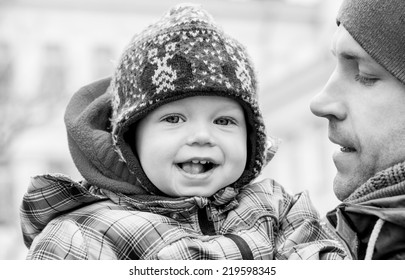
top-left (340, 146), bottom-right (356, 153)
top-left (177, 159), bottom-right (218, 175)
top-left (329, 136), bottom-right (357, 153)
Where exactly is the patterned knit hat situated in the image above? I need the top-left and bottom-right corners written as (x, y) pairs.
top-left (110, 3), bottom-right (271, 195)
top-left (337, 0), bottom-right (405, 85)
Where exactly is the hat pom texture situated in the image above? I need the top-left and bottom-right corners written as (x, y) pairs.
top-left (110, 4), bottom-right (268, 192)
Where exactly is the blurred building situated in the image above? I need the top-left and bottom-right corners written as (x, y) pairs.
top-left (0, 0), bottom-right (342, 259)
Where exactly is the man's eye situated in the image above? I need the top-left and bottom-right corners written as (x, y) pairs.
top-left (354, 74), bottom-right (379, 86)
top-left (162, 115), bottom-right (184, 123)
top-left (214, 117), bottom-right (236, 126)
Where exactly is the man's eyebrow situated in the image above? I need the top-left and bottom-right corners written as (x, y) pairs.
top-left (340, 51), bottom-right (361, 60)
top-left (330, 41), bottom-right (363, 61)
top-left (332, 48), bottom-right (368, 63)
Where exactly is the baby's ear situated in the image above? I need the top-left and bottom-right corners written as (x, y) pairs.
top-left (263, 136), bottom-right (281, 166)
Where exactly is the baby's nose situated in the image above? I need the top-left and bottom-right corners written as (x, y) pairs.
top-left (186, 123), bottom-right (215, 146)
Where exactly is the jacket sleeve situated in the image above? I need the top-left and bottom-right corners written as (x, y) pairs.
top-left (274, 190), bottom-right (348, 260)
top-left (27, 217), bottom-right (118, 260)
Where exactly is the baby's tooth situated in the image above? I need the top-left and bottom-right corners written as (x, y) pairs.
top-left (200, 160), bottom-right (207, 164)
top-left (182, 162), bottom-right (204, 174)
top-left (192, 159), bottom-right (199, 164)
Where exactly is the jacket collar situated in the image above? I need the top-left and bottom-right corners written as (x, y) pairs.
top-left (326, 161), bottom-right (405, 259)
top-left (103, 185), bottom-right (240, 216)
top-left (21, 174), bottom-right (240, 245)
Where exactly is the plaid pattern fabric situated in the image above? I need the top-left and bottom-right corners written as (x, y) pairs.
top-left (21, 174), bottom-right (347, 260)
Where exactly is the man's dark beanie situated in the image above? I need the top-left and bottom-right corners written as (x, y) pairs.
top-left (337, 0), bottom-right (405, 85)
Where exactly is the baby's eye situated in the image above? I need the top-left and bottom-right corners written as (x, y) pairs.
top-left (162, 114), bottom-right (185, 123)
top-left (354, 73), bottom-right (379, 87)
top-left (214, 117), bottom-right (236, 126)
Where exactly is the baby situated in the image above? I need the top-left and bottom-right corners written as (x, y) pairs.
top-left (20, 4), bottom-right (347, 260)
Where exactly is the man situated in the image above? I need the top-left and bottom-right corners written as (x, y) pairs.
top-left (310, 0), bottom-right (405, 260)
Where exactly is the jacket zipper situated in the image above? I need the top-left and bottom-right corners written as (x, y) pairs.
top-left (206, 204), bottom-right (213, 221)
top-left (198, 204), bottom-right (254, 259)
top-left (197, 204), bottom-right (216, 235)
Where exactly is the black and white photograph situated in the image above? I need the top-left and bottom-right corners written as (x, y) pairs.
top-left (0, 0), bottom-right (404, 277)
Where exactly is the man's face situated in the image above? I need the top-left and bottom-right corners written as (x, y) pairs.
top-left (310, 26), bottom-right (405, 201)
top-left (135, 95), bottom-right (247, 197)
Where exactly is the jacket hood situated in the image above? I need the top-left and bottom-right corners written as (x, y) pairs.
top-left (326, 194), bottom-right (405, 260)
top-left (64, 77), bottom-right (156, 194)
top-left (329, 194), bottom-right (405, 229)
top-left (65, 77), bottom-right (277, 195)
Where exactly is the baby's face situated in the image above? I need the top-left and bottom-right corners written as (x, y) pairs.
top-left (135, 95), bottom-right (247, 197)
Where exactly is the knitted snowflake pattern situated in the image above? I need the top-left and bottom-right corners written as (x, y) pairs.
top-left (110, 4), bottom-right (268, 188)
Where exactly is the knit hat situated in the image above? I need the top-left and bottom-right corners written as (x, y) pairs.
top-left (337, 0), bottom-right (405, 85)
top-left (110, 3), bottom-right (271, 195)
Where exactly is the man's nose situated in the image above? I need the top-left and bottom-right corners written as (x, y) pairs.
top-left (310, 71), bottom-right (346, 121)
top-left (186, 121), bottom-right (215, 146)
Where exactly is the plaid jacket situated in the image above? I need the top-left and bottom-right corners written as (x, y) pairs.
top-left (20, 174), bottom-right (347, 260)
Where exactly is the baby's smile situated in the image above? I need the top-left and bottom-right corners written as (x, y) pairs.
top-left (135, 95), bottom-right (247, 196)
top-left (177, 159), bottom-right (218, 175)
